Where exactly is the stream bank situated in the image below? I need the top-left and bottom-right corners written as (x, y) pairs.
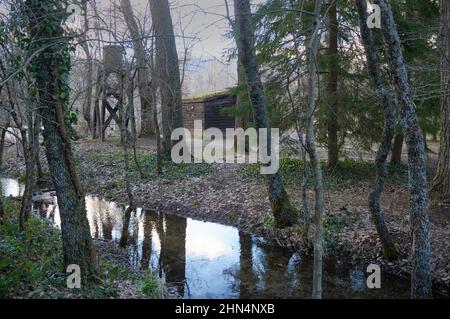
top-left (1, 139), bottom-right (449, 298)
top-left (0, 196), bottom-right (167, 299)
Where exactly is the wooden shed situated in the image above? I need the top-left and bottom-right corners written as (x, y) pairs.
top-left (182, 90), bottom-right (236, 132)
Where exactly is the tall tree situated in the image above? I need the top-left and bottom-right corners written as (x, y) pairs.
top-left (80, 0), bottom-right (93, 133)
top-left (431, 0), bottom-right (450, 202)
top-left (120, 0), bottom-right (155, 137)
top-left (24, 0), bottom-right (96, 279)
top-left (233, 0), bottom-right (298, 228)
top-left (149, 0), bottom-right (183, 155)
top-left (305, 0), bottom-right (325, 299)
top-left (375, 0), bottom-right (431, 298)
top-left (0, 56), bottom-right (38, 230)
top-left (326, 1), bottom-right (339, 167)
top-left (119, 72), bottom-right (136, 248)
top-left (356, 0), bottom-right (397, 261)
top-left (0, 118), bottom-right (6, 223)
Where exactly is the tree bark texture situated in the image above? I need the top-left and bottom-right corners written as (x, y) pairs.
top-left (431, 0), bottom-right (450, 202)
top-left (356, 0), bottom-right (398, 261)
top-left (233, 0), bottom-right (298, 228)
top-left (121, 0), bottom-right (155, 136)
top-left (26, 0), bottom-right (97, 279)
top-left (375, 0), bottom-right (431, 299)
top-left (149, 0), bottom-right (183, 155)
top-left (305, 0), bottom-right (325, 299)
top-left (326, 1), bottom-right (339, 167)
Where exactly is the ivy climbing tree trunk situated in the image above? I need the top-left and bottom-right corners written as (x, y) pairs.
top-left (375, 0), bottom-right (431, 299)
top-left (356, 0), bottom-right (397, 261)
top-left (233, 0), bottom-right (298, 228)
top-left (25, 0), bottom-right (96, 280)
top-left (431, 0), bottom-right (450, 202)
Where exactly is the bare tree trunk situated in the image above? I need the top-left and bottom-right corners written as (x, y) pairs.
top-left (431, 0), bottom-right (450, 202)
top-left (233, 0), bottom-right (298, 228)
top-left (356, 0), bottom-right (398, 261)
top-left (27, 0), bottom-right (96, 279)
top-left (375, 0), bottom-right (431, 299)
top-left (288, 71), bottom-right (311, 247)
top-left (120, 73), bottom-right (137, 248)
top-left (152, 82), bottom-right (163, 175)
top-left (390, 130), bottom-right (403, 166)
top-left (0, 190), bottom-right (3, 224)
top-left (128, 76), bottom-right (144, 179)
top-left (0, 59), bottom-right (34, 230)
top-left (305, 0), bottom-right (325, 299)
top-left (80, 0), bottom-right (93, 133)
top-left (235, 62), bottom-right (246, 131)
top-left (225, 0), bottom-right (248, 150)
top-left (149, 0), bottom-right (183, 156)
top-left (326, 1), bottom-right (339, 167)
top-left (0, 124), bottom-right (6, 223)
top-left (121, 0), bottom-right (155, 137)
top-left (19, 131), bottom-right (34, 230)
top-left (32, 114), bottom-right (43, 180)
top-left (0, 124), bottom-right (6, 171)
top-left (149, 28), bottom-right (163, 175)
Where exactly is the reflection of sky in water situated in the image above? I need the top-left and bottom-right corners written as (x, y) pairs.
top-left (0, 178), bottom-right (25, 197)
top-left (184, 220), bottom-right (240, 298)
top-left (0, 177), bottom-right (413, 299)
top-left (350, 269), bottom-right (367, 291)
top-left (186, 221), bottom-right (237, 259)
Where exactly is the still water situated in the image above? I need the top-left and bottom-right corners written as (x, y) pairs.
top-left (1, 177), bottom-right (414, 299)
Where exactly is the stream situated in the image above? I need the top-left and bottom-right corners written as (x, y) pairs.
top-left (1, 177), bottom-right (417, 299)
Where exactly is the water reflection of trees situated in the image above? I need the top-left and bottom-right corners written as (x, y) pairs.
top-left (224, 233), bottom-right (302, 299)
top-left (140, 211), bottom-right (153, 270)
top-left (137, 211), bottom-right (187, 297)
top-left (159, 213), bottom-right (187, 297)
top-left (102, 209), bottom-right (113, 240)
top-left (238, 232), bottom-right (258, 298)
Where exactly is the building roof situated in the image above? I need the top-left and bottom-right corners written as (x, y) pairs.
top-left (182, 88), bottom-right (235, 104)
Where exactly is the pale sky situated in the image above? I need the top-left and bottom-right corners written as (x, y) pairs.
top-left (86, 0), bottom-right (264, 94)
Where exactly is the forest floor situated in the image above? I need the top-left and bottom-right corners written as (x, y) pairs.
top-left (0, 198), bottom-right (167, 299)
top-left (1, 137), bottom-right (449, 296)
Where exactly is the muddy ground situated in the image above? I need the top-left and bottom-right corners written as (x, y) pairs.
top-left (1, 137), bottom-right (449, 296)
